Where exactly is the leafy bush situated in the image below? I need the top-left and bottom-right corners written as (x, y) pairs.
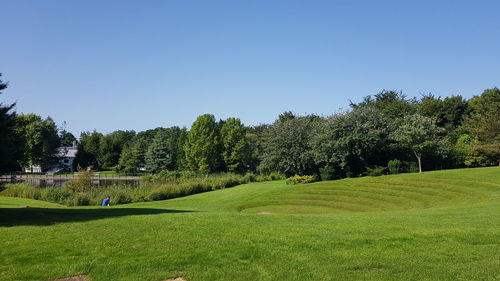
top-left (366, 166), bottom-right (386, 177)
top-left (387, 159), bottom-right (402, 174)
top-left (319, 166), bottom-right (336, 181)
top-left (64, 168), bottom-right (93, 192)
top-left (66, 193), bottom-right (91, 206)
top-left (286, 175), bottom-right (317, 185)
top-left (403, 161), bottom-right (419, 173)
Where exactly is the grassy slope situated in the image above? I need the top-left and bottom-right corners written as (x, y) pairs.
top-left (0, 167), bottom-right (499, 281)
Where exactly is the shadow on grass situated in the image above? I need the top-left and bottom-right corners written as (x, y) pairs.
top-left (0, 207), bottom-right (192, 227)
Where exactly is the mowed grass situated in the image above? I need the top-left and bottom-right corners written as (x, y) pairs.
top-left (0, 167), bottom-right (499, 281)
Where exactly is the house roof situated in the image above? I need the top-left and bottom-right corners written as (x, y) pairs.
top-left (57, 146), bottom-right (78, 158)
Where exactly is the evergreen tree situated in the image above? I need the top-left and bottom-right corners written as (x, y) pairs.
top-left (117, 138), bottom-right (148, 173)
top-left (58, 122), bottom-right (77, 146)
top-left (145, 127), bottom-right (182, 173)
top-left (0, 73), bottom-right (22, 172)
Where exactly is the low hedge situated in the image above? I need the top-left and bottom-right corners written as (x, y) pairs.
top-left (286, 175), bottom-right (317, 185)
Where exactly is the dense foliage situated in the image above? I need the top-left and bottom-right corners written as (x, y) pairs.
top-left (1, 72), bottom-right (498, 179)
top-left (0, 74), bottom-right (21, 172)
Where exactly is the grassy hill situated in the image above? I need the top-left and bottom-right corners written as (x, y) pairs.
top-left (1, 167), bottom-right (499, 281)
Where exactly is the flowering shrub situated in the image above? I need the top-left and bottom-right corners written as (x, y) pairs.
top-left (286, 175), bottom-right (317, 185)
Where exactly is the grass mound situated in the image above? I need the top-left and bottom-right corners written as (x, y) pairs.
top-left (239, 168), bottom-right (499, 214)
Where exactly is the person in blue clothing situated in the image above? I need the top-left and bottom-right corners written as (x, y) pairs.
top-left (101, 197), bottom-right (110, 207)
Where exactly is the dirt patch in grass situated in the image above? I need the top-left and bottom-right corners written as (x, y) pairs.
top-left (53, 275), bottom-right (89, 281)
top-left (257, 211), bottom-right (272, 215)
top-left (163, 278), bottom-right (187, 281)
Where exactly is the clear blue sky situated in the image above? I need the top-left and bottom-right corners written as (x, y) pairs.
top-left (1, 0), bottom-right (499, 136)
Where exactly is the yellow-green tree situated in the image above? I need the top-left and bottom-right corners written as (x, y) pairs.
top-left (183, 114), bottom-right (222, 173)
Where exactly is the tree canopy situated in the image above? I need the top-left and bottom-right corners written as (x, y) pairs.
top-left (260, 115), bottom-right (320, 176)
top-left (1, 71), bottom-right (498, 177)
top-left (183, 114), bottom-right (223, 173)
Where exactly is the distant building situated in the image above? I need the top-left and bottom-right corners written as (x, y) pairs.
top-left (23, 142), bottom-right (78, 174)
top-left (57, 143), bottom-right (78, 172)
top-left (24, 165), bottom-right (42, 173)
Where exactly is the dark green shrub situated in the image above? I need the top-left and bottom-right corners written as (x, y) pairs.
top-left (241, 173), bottom-right (256, 183)
top-left (403, 161), bottom-right (419, 173)
top-left (67, 194), bottom-right (91, 206)
top-left (366, 166), bottom-right (386, 177)
top-left (268, 172), bottom-right (285, 180)
top-left (42, 188), bottom-right (72, 203)
top-left (147, 170), bottom-right (201, 183)
top-left (319, 166), bottom-right (336, 181)
top-left (111, 193), bottom-right (132, 205)
top-left (149, 189), bottom-right (169, 201)
top-left (388, 159), bottom-right (402, 174)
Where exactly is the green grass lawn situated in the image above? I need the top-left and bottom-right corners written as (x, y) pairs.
top-left (1, 167), bottom-right (499, 281)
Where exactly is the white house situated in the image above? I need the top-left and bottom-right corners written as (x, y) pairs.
top-left (24, 143), bottom-right (78, 173)
top-left (57, 144), bottom-right (78, 172)
top-left (24, 164), bottom-right (42, 173)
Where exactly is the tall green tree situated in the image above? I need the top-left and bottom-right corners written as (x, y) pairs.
top-left (220, 118), bottom-right (253, 173)
top-left (463, 88), bottom-right (500, 165)
top-left (260, 115), bottom-right (320, 176)
top-left (312, 107), bottom-right (389, 178)
top-left (117, 138), bottom-right (148, 173)
top-left (75, 131), bottom-right (103, 169)
top-left (183, 114), bottom-right (222, 173)
top-left (418, 94), bottom-right (468, 133)
top-left (145, 127), bottom-right (183, 173)
top-left (390, 114), bottom-right (443, 173)
top-left (352, 90), bottom-right (416, 119)
top-left (116, 128), bottom-right (165, 173)
top-left (15, 114), bottom-right (60, 172)
top-left (58, 122), bottom-right (77, 147)
top-left (175, 127), bottom-right (189, 170)
top-left (0, 73), bottom-right (22, 172)
top-left (97, 130), bottom-right (136, 170)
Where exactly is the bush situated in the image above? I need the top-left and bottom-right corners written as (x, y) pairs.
top-left (286, 175), bottom-right (317, 185)
top-left (144, 170), bottom-right (202, 183)
top-left (387, 159), bottom-right (402, 174)
top-left (42, 188), bottom-right (72, 203)
top-left (366, 166), bottom-right (386, 177)
top-left (66, 193), bottom-right (91, 206)
top-left (403, 161), bottom-right (419, 173)
top-left (241, 173), bottom-right (256, 183)
top-left (319, 166), bottom-right (336, 181)
top-left (65, 168), bottom-right (93, 192)
top-left (111, 193), bottom-right (132, 205)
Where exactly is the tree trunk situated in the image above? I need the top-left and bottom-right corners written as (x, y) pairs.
top-left (413, 150), bottom-right (422, 173)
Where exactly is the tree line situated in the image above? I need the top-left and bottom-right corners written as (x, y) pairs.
top-left (1, 73), bottom-right (498, 178)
